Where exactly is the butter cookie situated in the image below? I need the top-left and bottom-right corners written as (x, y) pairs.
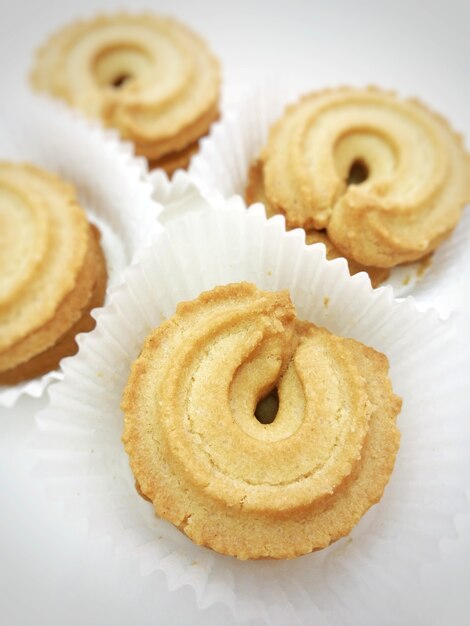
top-left (31, 14), bottom-right (220, 174)
top-left (254, 88), bottom-right (470, 268)
top-left (122, 283), bottom-right (401, 559)
top-left (0, 163), bottom-right (107, 383)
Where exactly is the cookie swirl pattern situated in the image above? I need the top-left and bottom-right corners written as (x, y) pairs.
top-left (31, 14), bottom-right (220, 172)
top-left (261, 88), bottom-right (470, 267)
top-left (0, 163), bottom-right (88, 350)
top-left (0, 163), bottom-right (107, 384)
top-left (122, 283), bottom-right (401, 559)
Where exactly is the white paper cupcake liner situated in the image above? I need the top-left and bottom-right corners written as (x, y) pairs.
top-left (0, 93), bottom-right (163, 407)
top-left (148, 168), bottom-right (244, 227)
top-left (189, 80), bottom-right (470, 315)
top-left (32, 185), bottom-right (470, 625)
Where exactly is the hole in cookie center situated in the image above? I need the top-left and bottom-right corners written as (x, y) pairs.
top-left (93, 45), bottom-right (152, 89)
top-left (111, 74), bottom-right (131, 88)
top-left (347, 159), bottom-right (369, 185)
top-left (255, 388), bottom-right (279, 424)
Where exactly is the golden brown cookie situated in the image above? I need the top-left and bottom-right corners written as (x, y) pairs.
top-left (31, 14), bottom-right (221, 175)
top-left (0, 163), bottom-right (107, 384)
top-left (256, 87), bottom-right (470, 268)
top-left (246, 159), bottom-right (390, 287)
top-left (122, 283), bottom-right (401, 560)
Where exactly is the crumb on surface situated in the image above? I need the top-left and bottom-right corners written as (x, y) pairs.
top-left (417, 254), bottom-right (432, 278)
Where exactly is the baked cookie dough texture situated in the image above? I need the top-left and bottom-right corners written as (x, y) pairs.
top-left (122, 283), bottom-right (401, 560)
top-left (0, 163), bottom-right (107, 384)
top-left (249, 87), bottom-right (470, 269)
top-left (30, 14), bottom-right (220, 175)
top-left (246, 158), bottom-right (391, 288)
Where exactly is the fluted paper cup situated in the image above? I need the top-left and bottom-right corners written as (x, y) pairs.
top-left (189, 80), bottom-right (470, 316)
top-left (0, 94), bottom-right (163, 407)
top-left (32, 187), bottom-right (470, 625)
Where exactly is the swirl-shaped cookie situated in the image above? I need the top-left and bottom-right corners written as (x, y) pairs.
top-left (258, 88), bottom-right (470, 267)
top-left (122, 283), bottom-right (401, 559)
top-left (0, 163), bottom-right (107, 384)
top-left (31, 14), bottom-right (220, 173)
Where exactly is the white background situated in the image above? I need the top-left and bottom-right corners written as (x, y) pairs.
top-left (0, 0), bottom-right (469, 624)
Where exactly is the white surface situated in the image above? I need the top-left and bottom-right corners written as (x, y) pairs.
top-left (0, 0), bottom-right (469, 625)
